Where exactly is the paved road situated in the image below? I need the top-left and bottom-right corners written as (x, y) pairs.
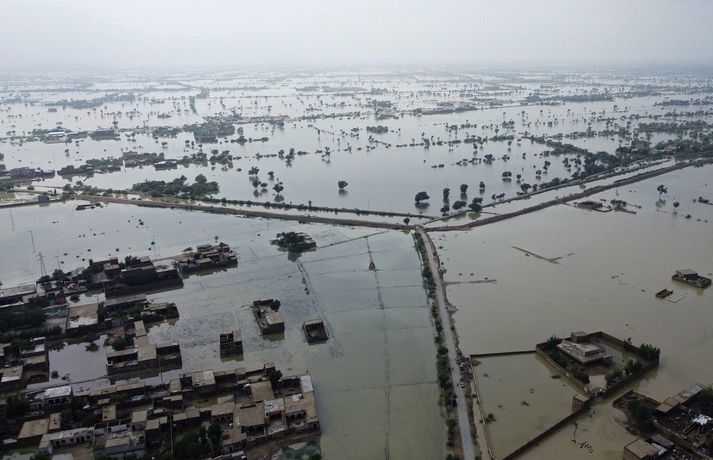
top-left (417, 228), bottom-right (478, 460)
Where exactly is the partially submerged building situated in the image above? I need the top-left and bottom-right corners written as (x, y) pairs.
top-left (177, 242), bottom-right (238, 273)
top-left (252, 300), bottom-right (285, 335)
top-left (271, 232), bottom-right (317, 252)
top-left (65, 302), bottom-right (100, 337)
top-left (106, 320), bottom-right (181, 375)
top-left (618, 384), bottom-right (712, 459)
top-left (303, 320), bottom-right (328, 343)
top-left (556, 332), bottom-right (612, 365)
top-left (220, 329), bottom-right (243, 356)
top-left (672, 269), bottom-right (712, 289)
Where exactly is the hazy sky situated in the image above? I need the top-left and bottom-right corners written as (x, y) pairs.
top-left (2, 0), bottom-right (713, 70)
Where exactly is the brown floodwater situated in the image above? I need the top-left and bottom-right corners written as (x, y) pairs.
top-left (1, 203), bottom-right (446, 459)
top-left (437, 164), bottom-right (713, 458)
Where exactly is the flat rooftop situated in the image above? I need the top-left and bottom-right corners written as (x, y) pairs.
top-left (0, 284), bottom-right (36, 301)
top-left (18, 418), bottom-right (49, 439)
top-left (556, 340), bottom-right (609, 364)
top-left (66, 303), bottom-right (99, 330)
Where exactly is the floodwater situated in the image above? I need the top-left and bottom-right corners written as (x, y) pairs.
top-left (473, 354), bottom-right (579, 458)
top-left (3, 70), bottom-right (713, 459)
top-left (3, 71), bottom-right (712, 214)
top-left (1, 202), bottom-right (446, 460)
top-left (437, 164), bottom-right (713, 458)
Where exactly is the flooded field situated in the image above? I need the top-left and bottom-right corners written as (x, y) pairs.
top-left (3, 71), bottom-right (713, 215)
top-left (438, 163), bottom-right (713, 458)
top-left (473, 354), bottom-right (580, 458)
top-left (1, 202), bottom-right (446, 459)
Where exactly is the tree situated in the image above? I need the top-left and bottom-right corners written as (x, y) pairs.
top-left (452, 200), bottom-right (466, 210)
top-left (639, 343), bottom-right (660, 361)
top-left (174, 429), bottom-right (209, 459)
top-left (442, 188), bottom-right (450, 201)
top-left (112, 336), bottom-right (128, 351)
top-left (605, 369), bottom-right (625, 387)
top-left (195, 174), bottom-right (207, 184)
top-left (270, 300), bottom-right (281, 311)
top-left (656, 184), bottom-right (668, 196)
top-left (266, 368), bottom-right (283, 388)
top-left (624, 359), bottom-right (643, 375)
top-left (338, 180), bottom-right (348, 190)
top-left (6, 395), bottom-right (30, 418)
top-left (273, 183), bottom-right (284, 194)
top-left (673, 201), bottom-right (680, 208)
top-left (459, 184), bottom-right (468, 194)
top-left (52, 269), bottom-right (66, 281)
top-left (468, 198), bottom-right (483, 212)
top-left (207, 423), bottom-right (223, 454)
top-left (414, 191), bottom-right (430, 203)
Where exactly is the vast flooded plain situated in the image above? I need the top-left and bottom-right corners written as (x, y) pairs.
top-left (2, 69), bottom-right (713, 459)
top-left (3, 70), bottom-right (713, 215)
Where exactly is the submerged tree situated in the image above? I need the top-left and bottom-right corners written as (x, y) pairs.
top-left (415, 191), bottom-right (430, 203)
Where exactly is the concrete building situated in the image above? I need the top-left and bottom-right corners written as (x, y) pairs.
top-left (672, 269), bottom-right (712, 288)
top-left (303, 320), bottom-right (328, 343)
top-left (220, 329), bottom-right (243, 356)
top-left (18, 418), bottom-right (50, 446)
top-left (41, 385), bottom-right (73, 408)
top-left (65, 303), bottom-right (100, 337)
top-left (252, 300), bottom-right (285, 335)
top-left (94, 426), bottom-right (146, 460)
top-left (36, 427), bottom-right (93, 457)
top-left (623, 438), bottom-right (659, 460)
top-left (557, 333), bottom-right (611, 365)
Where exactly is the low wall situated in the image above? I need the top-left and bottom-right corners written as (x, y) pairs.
top-left (470, 350), bottom-right (534, 358)
top-left (104, 278), bottom-right (183, 298)
top-left (502, 400), bottom-right (591, 460)
top-left (534, 346), bottom-right (588, 394)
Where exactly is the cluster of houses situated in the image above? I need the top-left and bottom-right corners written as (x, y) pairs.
top-left (0, 337), bottom-right (49, 392)
top-left (621, 383), bottom-right (713, 459)
top-left (106, 319), bottom-right (182, 375)
top-left (0, 166), bottom-right (55, 182)
top-left (4, 363), bottom-right (319, 459)
top-left (177, 243), bottom-right (238, 274)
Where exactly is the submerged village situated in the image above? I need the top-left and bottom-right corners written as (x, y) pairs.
top-left (0, 69), bottom-right (712, 460)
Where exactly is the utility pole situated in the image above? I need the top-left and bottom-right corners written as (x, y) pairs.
top-left (55, 255), bottom-right (61, 271)
top-left (38, 252), bottom-right (47, 277)
top-left (29, 230), bottom-right (36, 253)
top-left (9, 211), bottom-right (14, 231)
